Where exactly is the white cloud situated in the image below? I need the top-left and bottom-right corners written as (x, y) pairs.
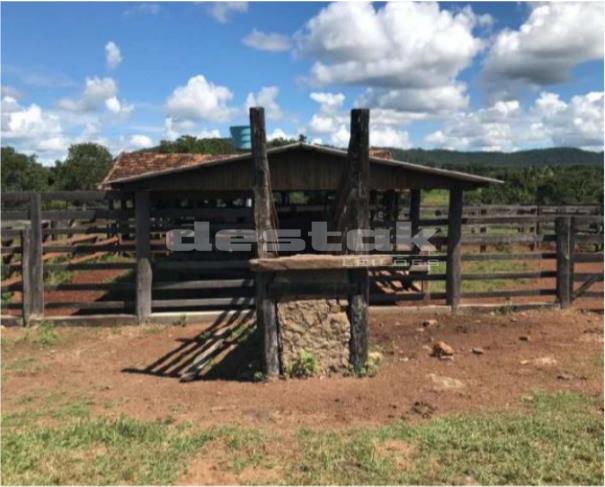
top-left (244, 86), bottom-right (282, 120)
top-left (243, 29), bottom-right (291, 52)
top-left (295, 2), bottom-right (483, 89)
top-left (359, 84), bottom-right (469, 116)
top-left (163, 117), bottom-right (221, 141)
top-left (533, 91), bottom-right (604, 150)
top-left (425, 92), bottom-right (604, 152)
top-left (166, 75), bottom-right (234, 122)
top-left (307, 91), bottom-right (411, 149)
top-left (483, 3), bottom-right (604, 92)
top-left (207, 2), bottom-right (248, 23)
top-left (105, 41), bottom-right (122, 70)
top-left (1, 96), bottom-right (68, 157)
top-left (123, 3), bottom-right (160, 17)
top-left (268, 128), bottom-right (292, 141)
top-left (310, 92), bottom-right (345, 112)
top-left (1, 85), bottom-right (21, 99)
top-left (128, 134), bottom-right (154, 149)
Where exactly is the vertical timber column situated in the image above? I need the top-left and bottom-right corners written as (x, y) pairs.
top-left (347, 109), bottom-right (370, 370)
top-left (446, 187), bottom-right (463, 311)
top-left (21, 228), bottom-right (32, 326)
top-left (409, 189), bottom-right (421, 237)
top-left (135, 191), bottom-right (152, 323)
top-left (556, 216), bottom-right (572, 309)
top-left (250, 106), bottom-right (280, 377)
top-left (29, 193), bottom-right (44, 318)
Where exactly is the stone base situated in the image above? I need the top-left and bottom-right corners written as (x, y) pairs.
top-left (275, 270), bottom-right (351, 376)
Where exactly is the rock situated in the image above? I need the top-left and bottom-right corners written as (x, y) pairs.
top-left (520, 356), bottom-right (558, 367)
top-left (427, 373), bottom-right (465, 391)
top-left (411, 400), bottom-right (436, 418)
top-left (471, 347), bottom-right (484, 355)
top-left (422, 319), bottom-right (438, 328)
top-left (431, 341), bottom-right (454, 358)
top-left (519, 335), bottom-right (530, 342)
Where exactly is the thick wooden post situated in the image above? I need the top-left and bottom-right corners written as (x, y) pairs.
top-left (29, 194), bottom-right (44, 318)
top-left (446, 187), bottom-right (463, 310)
top-left (345, 109), bottom-right (370, 371)
top-left (135, 191), bottom-right (152, 323)
top-left (21, 228), bottom-right (32, 326)
top-left (556, 216), bottom-right (572, 309)
top-left (250, 106), bottom-right (280, 378)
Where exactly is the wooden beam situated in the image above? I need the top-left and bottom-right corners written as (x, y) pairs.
top-left (555, 216), bottom-right (572, 308)
top-left (343, 108), bottom-right (370, 371)
top-left (135, 190), bottom-right (152, 323)
top-left (29, 193), bottom-right (44, 318)
top-left (409, 189), bottom-right (421, 236)
top-left (21, 228), bottom-right (32, 326)
top-left (446, 187), bottom-right (463, 310)
top-left (250, 106), bottom-right (280, 378)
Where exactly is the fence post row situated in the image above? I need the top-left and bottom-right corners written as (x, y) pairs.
top-left (135, 190), bottom-right (152, 323)
top-left (555, 216), bottom-right (572, 309)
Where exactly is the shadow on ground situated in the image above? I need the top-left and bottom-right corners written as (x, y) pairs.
top-left (122, 308), bottom-right (261, 382)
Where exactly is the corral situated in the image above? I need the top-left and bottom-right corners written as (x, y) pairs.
top-left (1, 108), bottom-right (603, 376)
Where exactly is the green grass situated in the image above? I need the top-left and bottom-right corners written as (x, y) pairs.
top-left (429, 257), bottom-right (532, 293)
top-left (2, 391), bottom-right (602, 485)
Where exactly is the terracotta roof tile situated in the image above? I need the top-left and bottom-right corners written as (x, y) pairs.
top-left (101, 152), bottom-right (233, 186)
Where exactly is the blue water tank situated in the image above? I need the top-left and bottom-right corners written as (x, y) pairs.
top-left (230, 125), bottom-right (252, 150)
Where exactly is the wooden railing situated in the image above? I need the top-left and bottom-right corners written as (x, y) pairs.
top-left (1, 191), bottom-right (602, 325)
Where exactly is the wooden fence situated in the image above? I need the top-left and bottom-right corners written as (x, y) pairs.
top-left (1, 191), bottom-right (602, 325)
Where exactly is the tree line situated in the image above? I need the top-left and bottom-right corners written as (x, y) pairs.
top-left (2, 137), bottom-right (602, 206)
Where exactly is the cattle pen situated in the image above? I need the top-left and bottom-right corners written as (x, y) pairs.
top-left (1, 108), bottom-right (603, 376)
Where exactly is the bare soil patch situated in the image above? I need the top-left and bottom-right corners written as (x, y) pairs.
top-left (2, 307), bottom-right (603, 431)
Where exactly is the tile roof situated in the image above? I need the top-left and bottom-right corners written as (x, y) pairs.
top-left (101, 152), bottom-right (234, 187)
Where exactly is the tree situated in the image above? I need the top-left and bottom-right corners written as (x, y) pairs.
top-left (156, 136), bottom-right (234, 155)
top-left (52, 143), bottom-right (113, 191)
top-left (1, 146), bottom-right (50, 192)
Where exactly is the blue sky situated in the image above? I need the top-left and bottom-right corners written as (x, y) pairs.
top-left (1, 1), bottom-right (603, 163)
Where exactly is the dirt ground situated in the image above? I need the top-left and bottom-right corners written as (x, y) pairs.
top-left (2, 307), bottom-right (603, 430)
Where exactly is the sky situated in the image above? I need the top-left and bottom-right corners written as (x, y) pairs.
top-left (1, 1), bottom-right (604, 164)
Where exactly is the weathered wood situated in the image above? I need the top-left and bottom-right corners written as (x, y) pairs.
top-left (462, 289), bottom-right (557, 299)
top-left (555, 217), bottom-right (572, 309)
top-left (267, 281), bottom-right (358, 297)
top-left (461, 271), bottom-right (557, 280)
top-left (250, 254), bottom-right (393, 271)
top-left (342, 109), bottom-right (370, 371)
top-left (21, 228), bottom-right (32, 326)
top-left (250, 107), bottom-right (280, 377)
top-left (135, 191), bottom-right (152, 323)
top-left (152, 297), bottom-right (254, 308)
top-left (409, 189), bottom-right (421, 236)
top-left (29, 194), bottom-right (44, 317)
top-left (153, 279), bottom-right (253, 290)
top-left (446, 187), bottom-right (463, 310)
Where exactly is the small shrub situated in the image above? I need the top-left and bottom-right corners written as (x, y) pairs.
top-left (35, 321), bottom-right (60, 347)
top-left (290, 350), bottom-right (317, 378)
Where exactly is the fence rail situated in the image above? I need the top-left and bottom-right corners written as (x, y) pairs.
top-left (1, 191), bottom-right (602, 325)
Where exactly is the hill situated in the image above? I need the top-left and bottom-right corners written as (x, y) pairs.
top-left (387, 147), bottom-right (603, 167)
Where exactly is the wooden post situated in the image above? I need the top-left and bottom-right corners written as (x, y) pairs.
top-left (21, 228), bottom-right (32, 326)
top-left (343, 108), bottom-right (370, 371)
top-left (135, 190), bottom-right (152, 323)
top-left (409, 189), bottom-right (421, 237)
top-left (446, 187), bottom-right (463, 311)
top-left (556, 216), bottom-right (572, 309)
top-left (251, 106), bottom-right (280, 378)
top-left (29, 193), bottom-right (44, 318)
top-left (479, 207), bottom-right (487, 253)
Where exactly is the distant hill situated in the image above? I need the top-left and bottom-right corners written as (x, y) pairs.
top-left (387, 147), bottom-right (603, 167)
top-left (147, 137), bottom-right (602, 167)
